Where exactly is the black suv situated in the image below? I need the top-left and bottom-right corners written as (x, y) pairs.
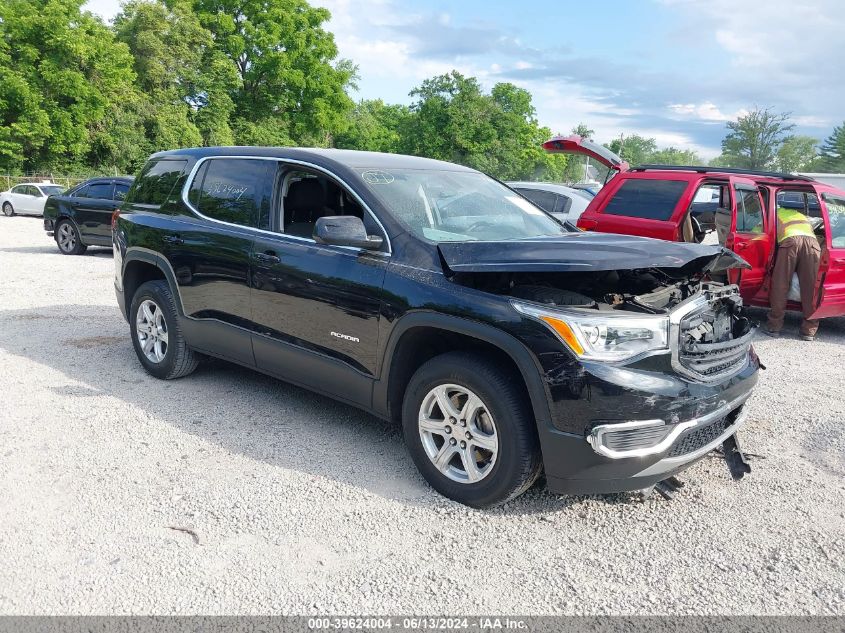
top-left (44, 177), bottom-right (134, 254)
top-left (114, 147), bottom-right (760, 507)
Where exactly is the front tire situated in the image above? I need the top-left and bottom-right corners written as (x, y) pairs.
top-left (2, 202), bottom-right (14, 217)
top-left (402, 351), bottom-right (542, 507)
top-left (129, 280), bottom-right (199, 380)
top-left (55, 219), bottom-right (87, 255)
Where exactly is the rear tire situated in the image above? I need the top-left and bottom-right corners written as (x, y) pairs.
top-left (129, 280), bottom-right (199, 380)
top-left (402, 351), bottom-right (542, 507)
top-left (2, 202), bottom-right (14, 217)
top-left (55, 219), bottom-right (87, 255)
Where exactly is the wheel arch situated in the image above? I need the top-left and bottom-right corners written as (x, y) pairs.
top-left (121, 249), bottom-right (185, 320)
top-left (374, 312), bottom-right (552, 432)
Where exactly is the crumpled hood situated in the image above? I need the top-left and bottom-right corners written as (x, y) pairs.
top-left (437, 232), bottom-right (750, 276)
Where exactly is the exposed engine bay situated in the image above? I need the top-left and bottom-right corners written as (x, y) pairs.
top-left (452, 268), bottom-right (710, 313)
top-left (452, 268), bottom-right (756, 358)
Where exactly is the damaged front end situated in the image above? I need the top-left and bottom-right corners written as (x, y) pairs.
top-left (439, 234), bottom-right (760, 494)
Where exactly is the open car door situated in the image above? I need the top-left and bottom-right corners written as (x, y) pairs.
top-left (809, 189), bottom-right (845, 319)
top-left (724, 178), bottom-right (771, 303)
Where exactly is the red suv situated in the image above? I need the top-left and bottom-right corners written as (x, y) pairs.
top-left (544, 135), bottom-right (845, 321)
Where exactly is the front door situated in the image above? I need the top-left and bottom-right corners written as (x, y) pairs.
top-left (810, 190), bottom-right (845, 319)
top-left (249, 166), bottom-right (388, 408)
top-left (726, 178), bottom-right (771, 302)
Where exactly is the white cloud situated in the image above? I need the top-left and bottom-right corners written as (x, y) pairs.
top-left (667, 102), bottom-right (747, 122)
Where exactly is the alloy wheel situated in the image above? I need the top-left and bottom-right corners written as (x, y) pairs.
top-left (57, 223), bottom-right (78, 253)
top-left (135, 299), bottom-right (169, 364)
top-left (418, 383), bottom-right (499, 484)
top-left (2, 203), bottom-right (12, 217)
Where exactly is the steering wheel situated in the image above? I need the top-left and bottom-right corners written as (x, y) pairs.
top-left (467, 221), bottom-right (498, 236)
top-left (691, 215), bottom-right (706, 243)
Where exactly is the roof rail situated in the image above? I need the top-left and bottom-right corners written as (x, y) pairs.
top-left (631, 164), bottom-right (816, 182)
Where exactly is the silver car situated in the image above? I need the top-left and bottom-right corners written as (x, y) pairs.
top-left (507, 181), bottom-right (592, 225)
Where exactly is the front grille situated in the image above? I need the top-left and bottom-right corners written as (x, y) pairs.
top-left (676, 293), bottom-right (754, 381)
top-left (668, 414), bottom-right (733, 457)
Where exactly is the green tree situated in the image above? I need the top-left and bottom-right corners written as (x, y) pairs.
top-left (571, 123), bottom-right (594, 139)
top-left (818, 123), bottom-right (845, 172)
top-left (720, 108), bottom-right (795, 170)
top-left (0, 0), bottom-right (140, 172)
top-left (775, 135), bottom-right (818, 172)
top-left (334, 100), bottom-right (411, 154)
top-left (400, 71), bottom-right (566, 180)
top-left (649, 147), bottom-right (702, 165)
top-left (605, 134), bottom-right (657, 166)
top-left (115, 0), bottom-right (216, 151)
top-left (191, 0), bottom-right (356, 146)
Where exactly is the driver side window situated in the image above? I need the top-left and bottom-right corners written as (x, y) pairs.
top-left (735, 186), bottom-right (764, 233)
top-left (279, 168), bottom-right (382, 245)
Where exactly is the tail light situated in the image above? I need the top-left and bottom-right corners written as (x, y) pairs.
top-left (111, 209), bottom-right (120, 231)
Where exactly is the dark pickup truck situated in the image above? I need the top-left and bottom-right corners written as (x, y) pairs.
top-left (113, 147), bottom-right (760, 507)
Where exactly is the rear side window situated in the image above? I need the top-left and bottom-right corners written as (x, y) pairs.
top-left (86, 182), bottom-right (114, 200)
top-left (516, 188), bottom-right (556, 214)
top-left (735, 187), bottom-right (764, 232)
top-left (188, 158), bottom-right (273, 228)
top-left (127, 159), bottom-right (187, 206)
top-left (114, 184), bottom-right (130, 201)
top-left (603, 179), bottom-right (687, 221)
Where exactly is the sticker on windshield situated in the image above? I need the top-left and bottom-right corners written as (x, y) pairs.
top-left (362, 170), bottom-right (394, 185)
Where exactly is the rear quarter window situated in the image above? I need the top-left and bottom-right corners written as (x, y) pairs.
top-left (126, 159), bottom-right (188, 206)
top-left (603, 179), bottom-right (688, 221)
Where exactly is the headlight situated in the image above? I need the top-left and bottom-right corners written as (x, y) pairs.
top-left (513, 302), bottom-right (669, 362)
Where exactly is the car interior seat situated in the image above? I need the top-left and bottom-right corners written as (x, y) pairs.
top-left (284, 178), bottom-right (333, 238)
top-left (714, 207), bottom-right (732, 245)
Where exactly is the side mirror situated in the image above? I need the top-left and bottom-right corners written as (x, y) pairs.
top-left (313, 216), bottom-right (384, 251)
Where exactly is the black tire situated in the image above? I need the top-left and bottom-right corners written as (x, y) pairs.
top-left (402, 351), bottom-right (542, 508)
top-left (129, 280), bottom-right (199, 380)
top-left (2, 202), bottom-right (14, 217)
top-left (55, 219), bottom-right (87, 255)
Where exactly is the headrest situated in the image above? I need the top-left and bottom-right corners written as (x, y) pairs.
top-left (287, 178), bottom-right (324, 209)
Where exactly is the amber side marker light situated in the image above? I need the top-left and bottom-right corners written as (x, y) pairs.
top-left (540, 315), bottom-right (584, 355)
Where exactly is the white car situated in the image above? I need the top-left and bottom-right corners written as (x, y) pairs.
top-left (507, 181), bottom-right (593, 225)
top-left (1, 182), bottom-right (66, 217)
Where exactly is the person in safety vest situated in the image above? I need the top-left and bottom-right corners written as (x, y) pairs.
top-left (763, 206), bottom-right (821, 340)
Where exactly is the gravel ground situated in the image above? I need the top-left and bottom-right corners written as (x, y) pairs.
top-left (0, 216), bottom-right (843, 616)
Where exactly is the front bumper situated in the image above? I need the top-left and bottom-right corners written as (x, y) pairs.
top-left (43, 217), bottom-right (54, 235)
top-left (536, 348), bottom-right (759, 495)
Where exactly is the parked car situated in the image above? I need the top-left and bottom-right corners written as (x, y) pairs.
top-left (43, 177), bottom-right (134, 255)
top-left (114, 147), bottom-right (760, 507)
top-left (507, 181), bottom-right (592, 225)
top-left (544, 134), bottom-right (845, 322)
top-left (1, 182), bottom-right (65, 217)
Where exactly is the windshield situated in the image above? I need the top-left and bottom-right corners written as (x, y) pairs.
top-left (357, 168), bottom-right (567, 242)
top-left (40, 186), bottom-right (64, 196)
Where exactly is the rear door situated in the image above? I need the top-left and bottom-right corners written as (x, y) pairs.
top-left (73, 181), bottom-right (120, 241)
top-left (11, 185), bottom-right (34, 214)
top-left (725, 178), bottom-right (771, 301)
top-left (810, 190), bottom-right (845, 319)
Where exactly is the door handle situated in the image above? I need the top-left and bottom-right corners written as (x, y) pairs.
top-left (255, 251), bottom-right (280, 264)
top-left (163, 234), bottom-right (184, 245)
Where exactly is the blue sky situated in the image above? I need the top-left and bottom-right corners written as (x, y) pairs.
top-left (84, 0), bottom-right (843, 159)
